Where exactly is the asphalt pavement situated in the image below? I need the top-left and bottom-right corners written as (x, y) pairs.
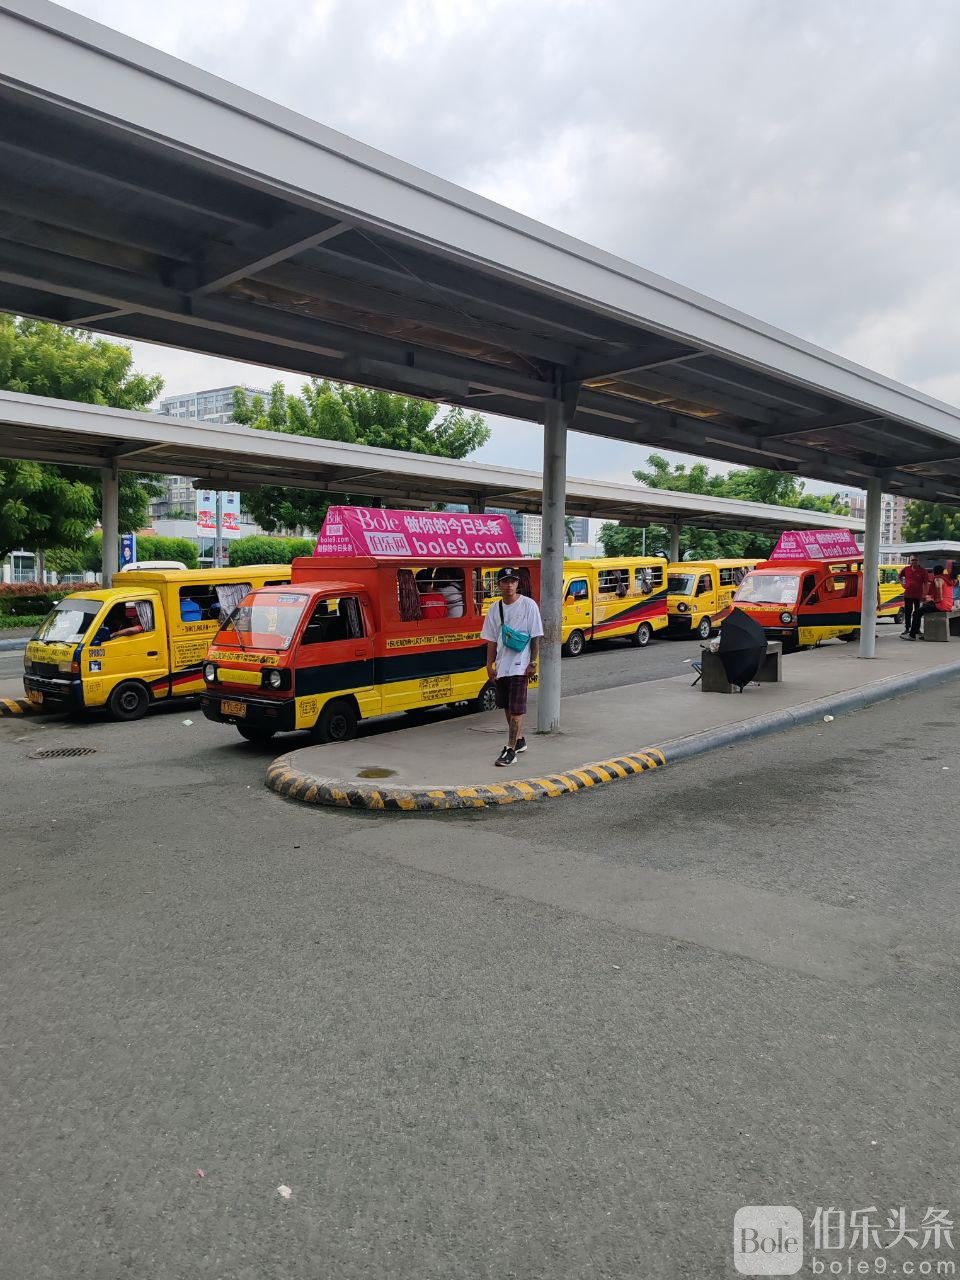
top-left (2, 668), bottom-right (958, 1278)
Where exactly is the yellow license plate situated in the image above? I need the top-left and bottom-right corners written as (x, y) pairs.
top-left (27, 689), bottom-right (43, 705)
top-left (221, 699), bottom-right (246, 718)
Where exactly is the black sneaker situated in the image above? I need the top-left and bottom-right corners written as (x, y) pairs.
top-left (495, 747), bottom-right (517, 767)
top-left (515, 737), bottom-right (528, 753)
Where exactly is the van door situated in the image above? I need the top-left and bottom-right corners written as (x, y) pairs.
top-left (564, 576), bottom-right (592, 639)
top-left (293, 594), bottom-right (376, 729)
top-left (89, 597), bottom-right (170, 704)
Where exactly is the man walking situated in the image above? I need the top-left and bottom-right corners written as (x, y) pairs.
top-left (481, 566), bottom-right (543, 767)
top-left (899, 555), bottom-right (928, 639)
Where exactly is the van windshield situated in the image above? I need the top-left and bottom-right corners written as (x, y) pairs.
top-left (668, 573), bottom-right (696, 596)
top-left (34, 598), bottom-right (103, 644)
top-left (218, 592), bottom-right (309, 651)
top-left (734, 573), bottom-right (801, 606)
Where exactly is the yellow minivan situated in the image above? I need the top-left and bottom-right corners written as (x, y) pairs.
top-left (667, 560), bottom-right (758, 639)
top-left (23, 566), bottom-right (290, 720)
top-left (560, 557), bottom-right (668, 656)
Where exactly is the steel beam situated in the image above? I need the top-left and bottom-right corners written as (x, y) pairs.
top-left (538, 387), bottom-right (578, 735)
top-left (858, 476), bottom-right (881, 659)
top-left (101, 461), bottom-right (119, 586)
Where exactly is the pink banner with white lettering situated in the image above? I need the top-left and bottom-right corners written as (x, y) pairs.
top-left (768, 528), bottom-right (862, 560)
top-left (313, 506), bottom-right (523, 559)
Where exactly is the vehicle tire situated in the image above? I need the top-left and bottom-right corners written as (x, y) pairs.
top-left (313, 698), bottom-right (358, 743)
top-left (632, 622), bottom-right (653, 647)
top-left (840, 629), bottom-right (860, 642)
top-left (237, 724), bottom-right (277, 743)
top-left (474, 682), bottom-right (498, 713)
top-left (108, 680), bottom-right (149, 721)
top-left (896, 607), bottom-right (905, 625)
top-left (563, 629), bottom-right (585, 657)
top-left (697, 616), bottom-right (712, 640)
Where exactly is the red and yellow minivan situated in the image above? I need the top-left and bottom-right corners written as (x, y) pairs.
top-left (200, 555), bottom-right (541, 742)
top-left (728, 558), bottom-right (868, 650)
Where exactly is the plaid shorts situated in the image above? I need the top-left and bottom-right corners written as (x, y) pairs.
top-left (495, 674), bottom-right (529, 716)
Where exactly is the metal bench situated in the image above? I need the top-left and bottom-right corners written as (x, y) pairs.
top-left (696, 640), bottom-right (783, 694)
top-left (922, 609), bottom-right (960, 642)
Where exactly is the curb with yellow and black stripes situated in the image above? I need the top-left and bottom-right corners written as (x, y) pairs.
top-left (266, 747), bottom-right (668, 811)
top-left (265, 656), bottom-right (960, 812)
top-left (0, 696), bottom-right (45, 718)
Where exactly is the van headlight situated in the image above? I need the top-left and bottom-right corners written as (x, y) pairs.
top-left (266, 669), bottom-right (282, 689)
top-left (676, 602), bottom-right (689, 613)
top-left (780, 611), bottom-right (793, 624)
top-left (203, 662), bottom-right (217, 682)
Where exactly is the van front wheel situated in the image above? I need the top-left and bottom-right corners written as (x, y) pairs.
top-left (632, 622), bottom-right (653, 647)
top-left (313, 698), bottom-right (358, 743)
top-left (697, 616), bottom-right (712, 640)
top-left (563, 629), bottom-right (585, 657)
top-left (108, 680), bottom-right (149, 721)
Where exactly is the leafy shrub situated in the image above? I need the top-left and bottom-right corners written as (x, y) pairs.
top-left (0, 612), bottom-right (45, 630)
top-left (228, 535), bottom-right (313, 566)
top-left (0, 583), bottom-right (74, 616)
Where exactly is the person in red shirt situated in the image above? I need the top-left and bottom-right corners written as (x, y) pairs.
top-left (899, 555), bottom-right (929, 638)
top-left (908, 564), bottom-right (953, 639)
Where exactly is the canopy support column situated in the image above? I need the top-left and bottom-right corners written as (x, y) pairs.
top-left (858, 476), bottom-right (881, 659)
top-left (669, 522), bottom-right (681, 563)
top-left (537, 388), bottom-right (577, 734)
top-left (101, 462), bottom-right (119, 587)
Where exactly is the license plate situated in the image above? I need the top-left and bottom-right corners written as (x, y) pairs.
top-left (27, 689), bottom-right (43, 705)
top-left (221, 699), bottom-right (246, 718)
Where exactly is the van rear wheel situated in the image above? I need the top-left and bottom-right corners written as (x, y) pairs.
top-left (632, 622), bottom-right (653, 647)
top-left (840, 629), bottom-right (860, 642)
top-left (313, 698), bottom-right (358, 743)
top-left (108, 680), bottom-right (149, 721)
top-left (237, 724), bottom-right (277, 743)
top-left (697, 616), bottom-right (712, 640)
top-left (563, 629), bottom-right (585, 657)
top-left (475, 682), bottom-right (498, 713)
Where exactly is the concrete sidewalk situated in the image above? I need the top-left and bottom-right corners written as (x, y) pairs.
top-left (268, 631), bottom-right (960, 809)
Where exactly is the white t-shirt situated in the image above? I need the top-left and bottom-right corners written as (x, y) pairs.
top-left (481, 595), bottom-right (544, 678)
top-left (437, 583), bottom-right (464, 617)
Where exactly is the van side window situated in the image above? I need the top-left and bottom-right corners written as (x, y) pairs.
top-left (718, 568), bottom-right (734, 586)
top-left (180, 582), bottom-right (251, 622)
top-left (634, 567), bottom-right (654, 594)
top-left (598, 568), bottom-right (629, 596)
top-left (398, 570), bottom-right (422, 622)
top-left (696, 574), bottom-right (711, 596)
top-left (566, 577), bottom-right (589, 600)
top-left (472, 568), bottom-right (484, 614)
top-left (302, 597), bottom-right (364, 644)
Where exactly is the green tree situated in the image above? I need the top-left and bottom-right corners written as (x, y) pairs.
top-left (901, 500), bottom-right (960, 542)
top-left (232, 380), bottom-right (490, 533)
top-left (0, 316), bottom-right (164, 558)
top-left (598, 454), bottom-right (849, 561)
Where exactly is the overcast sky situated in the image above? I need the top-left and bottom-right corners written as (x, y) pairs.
top-left (59, 0), bottom-right (960, 493)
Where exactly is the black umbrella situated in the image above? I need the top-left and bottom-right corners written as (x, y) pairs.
top-left (718, 607), bottom-right (768, 691)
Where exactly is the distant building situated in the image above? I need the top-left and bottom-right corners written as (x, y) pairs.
top-left (844, 491), bottom-right (909, 547)
top-left (150, 384), bottom-right (269, 522)
top-left (155, 384), bottom-right (267, 425)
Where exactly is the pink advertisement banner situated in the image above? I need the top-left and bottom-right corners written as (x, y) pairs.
top-left (313, 506), bottom-right (523, 559)
top-left (768, 528), bottom-right (862, 561)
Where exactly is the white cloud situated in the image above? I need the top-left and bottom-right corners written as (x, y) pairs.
top-left (55, 0), bottom-right (960, 488)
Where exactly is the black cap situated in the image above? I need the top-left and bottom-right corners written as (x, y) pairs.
top-left (497, 566), bottom-right (520, 583)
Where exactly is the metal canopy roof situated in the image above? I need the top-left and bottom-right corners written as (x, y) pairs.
top-left (0, 1), bottom-right (959, 505)
top-left (0, 390), bottom-right (863, 535)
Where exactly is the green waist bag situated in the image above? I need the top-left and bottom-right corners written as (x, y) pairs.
top-left (499, 601), bottom-right (531, 652)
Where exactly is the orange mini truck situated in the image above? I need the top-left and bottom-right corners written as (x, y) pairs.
top-left (200, 555), bottom-right (541, 743)
top-left (727, 558), bottom-right (875, 652)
